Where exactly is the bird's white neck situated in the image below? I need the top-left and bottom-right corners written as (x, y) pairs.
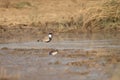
top-left (49, 34), bottom-right (52, 38)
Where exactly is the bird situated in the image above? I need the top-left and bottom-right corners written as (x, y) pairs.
top-left (49, 50), bottom-right (58, 55)
top-left (37, 33), bottom-right (53, 43)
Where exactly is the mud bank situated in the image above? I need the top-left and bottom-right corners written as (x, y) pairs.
top-left (0, 25), bottom-right (120, 43)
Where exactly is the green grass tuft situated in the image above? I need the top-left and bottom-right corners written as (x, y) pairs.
top-left (13, 2), bottom-right (32, 9)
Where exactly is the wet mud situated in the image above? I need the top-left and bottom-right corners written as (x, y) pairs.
top-left (0, 48), bottom-right (120, 80)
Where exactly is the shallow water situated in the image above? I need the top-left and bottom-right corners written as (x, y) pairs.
top-left (0, 33), bottom-right (120, 50)
top-left (0, 33), bottom-right (120, 80)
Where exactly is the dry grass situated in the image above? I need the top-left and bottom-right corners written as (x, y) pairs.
top-left (0, 67), bottom-right (20, 80)
top-left (0, 0), bottom-right (11, 8)
top-left (0, 0), bottom-right (120, 32)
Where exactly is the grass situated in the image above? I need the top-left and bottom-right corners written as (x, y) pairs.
top-left (0, 0), bottom-right (11, 8)
top-left (0, 0), bottom-right (31, 9)
top-left (13, 1), bottom-right (32, 9)
top-left (0, 0), bottom-right (120, 32)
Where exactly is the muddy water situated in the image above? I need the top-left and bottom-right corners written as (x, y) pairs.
top-left (0, 33), bottom-right (120, 50)
top-left (0, 33), bottom-right (120, 80)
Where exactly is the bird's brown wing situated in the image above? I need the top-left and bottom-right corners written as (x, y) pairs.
top-left (42, 36), bottom-right (49, 42)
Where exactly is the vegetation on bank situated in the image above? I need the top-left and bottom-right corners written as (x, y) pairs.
top-left (0, 0), bottom-right (120, 32)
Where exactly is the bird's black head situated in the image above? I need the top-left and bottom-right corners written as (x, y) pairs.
top-left (49, 33), bottom-right (52, 35)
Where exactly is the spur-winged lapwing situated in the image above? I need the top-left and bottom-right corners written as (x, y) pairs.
top-left (37, 33), bottom-right (53, 43)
